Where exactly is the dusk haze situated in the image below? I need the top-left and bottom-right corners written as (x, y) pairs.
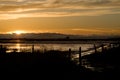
top-left (0, 0), bottom-right (120, 35)
top-left (0, 0), bottom-right (120, 79)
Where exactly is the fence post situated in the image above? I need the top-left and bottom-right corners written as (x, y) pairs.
top-left (101, 44), bottom-right (104, 52)
top-left (109, 43), bottom-right (111, 49)
top-left (0, 45), bottom-right (6, 54)
top-left (68, 48), bottom-right (71, 60)
top-left (0, 45), bottom-right (2, 54)
top-left (79, 47), bottom-right (82, 66)
top-left (44, 48), bottom-right (46, 53)
top-left (119, 43), bottom-right (120, 48)
top-left (94, 44), bottom-right (97, 53)
top-left (111, 44), bottom-right (113, 48)
top-left (32, 45), bottom-right (34, 53)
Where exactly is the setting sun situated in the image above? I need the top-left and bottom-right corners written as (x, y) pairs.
top-left (14, 31), bottom-right (26, 35)
top-left (7, 30), bottom-right (26, 35)
top-left (14, 31), bottom-right (22, 35)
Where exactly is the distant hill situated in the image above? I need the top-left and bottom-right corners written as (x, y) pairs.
top-left (0, 33), bottom-right (120, 39)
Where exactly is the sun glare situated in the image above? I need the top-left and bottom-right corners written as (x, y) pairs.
top-left (15, 31), bottom-right (22, 35)
top-left (8, 30), bottom-right (26, 35)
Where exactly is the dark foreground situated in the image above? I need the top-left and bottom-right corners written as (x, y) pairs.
top-left (0, 46), bottom-right (120, 79)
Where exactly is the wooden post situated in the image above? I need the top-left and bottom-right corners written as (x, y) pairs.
top-left (44, 48), bottom-right (46, 53)
top-left (101, 44), bottom-right (104, 52)
top-left (119, 43), bottom-right (120, 48)
top-left (94, 44), bottom-right (97, 53)
top-left (0, 45), bottom-right (6, 54)
top-left (0, 45), bottom-right (2, 54)
top-left (109, 43), bottom-right (111, 49)
top-left (68, 48), bottom-right (71, 60)
top-left (111, 44), bottom-right (113, 48)
top-left (32, 45), bottom-right (34, 53)
top-left (0, 45), bottom-right (2, 49)
top-left (113, 44), bottom-right (115, 48)
top-left (79, 47), bottom-right (82, 66)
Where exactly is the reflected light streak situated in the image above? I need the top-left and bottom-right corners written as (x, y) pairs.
top-left (15, 43), bottom-right (21, 52)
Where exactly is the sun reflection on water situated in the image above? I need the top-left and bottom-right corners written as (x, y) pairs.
top-left (15, 43), bottom-right (21, 52)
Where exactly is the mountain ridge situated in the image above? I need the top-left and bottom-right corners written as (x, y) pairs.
top-left (0, 33), bottom-right (120, 39)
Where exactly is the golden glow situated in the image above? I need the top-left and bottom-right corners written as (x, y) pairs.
top-left (7, 30), bottom-right (26, 35)
top-left (0, 0), bottom-right (120, 35)
top-left (16, 43), bottom-right (21, 52)
top-left (14, 31), bottom-right (23, 35)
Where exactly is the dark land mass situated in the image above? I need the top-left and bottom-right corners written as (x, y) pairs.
top-left (0, 33), bottom-right (120, 42)
top-left (0, 38), bottom-right (120, 44)
top-left (0, 44), bottom-right (120, 79)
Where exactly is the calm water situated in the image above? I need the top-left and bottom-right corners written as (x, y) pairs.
top-left (1, 43), bottom-right (104, 56)
top-left (0, 42), bottom-right (112, 71)
top-left (3, 43), bottom-right (92, 51)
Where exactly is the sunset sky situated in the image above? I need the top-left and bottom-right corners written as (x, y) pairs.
top-left (0, 0), bottom-right (120, 35)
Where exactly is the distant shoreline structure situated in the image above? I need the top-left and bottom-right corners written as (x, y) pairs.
top-left (0, 33), bottom-right (120, 40)
top-left (0, 38), bottom-right (119, 44)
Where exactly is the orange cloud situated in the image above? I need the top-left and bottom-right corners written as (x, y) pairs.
top-left (0, 0), bottom-right (120, 19)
